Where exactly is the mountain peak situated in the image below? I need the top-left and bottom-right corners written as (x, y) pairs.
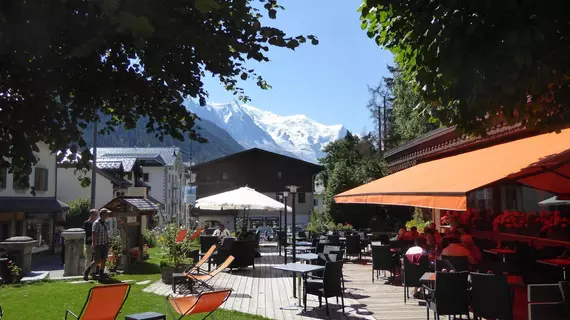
top-left (185, 99), bottom-right (346, 163)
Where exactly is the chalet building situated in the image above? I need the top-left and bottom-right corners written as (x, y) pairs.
top-left (192, 148), bottom-right (323, 229)
top-left (0, 143), bottom-right (68, 252)
top-left (383, 124), bottom-right (553, 214)
top-left (94, 148), bottom-right (188, 224)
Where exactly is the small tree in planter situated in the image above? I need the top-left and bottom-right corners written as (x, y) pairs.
top-left (7, 260), bottom-right (22, 284)
top-left (157, 224), bottom-right (194, 284)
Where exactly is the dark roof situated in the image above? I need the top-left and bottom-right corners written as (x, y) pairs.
top-left (0, 197), bottom-right (67, 214)
top-left (122, 198), bottom-right (159, 211)
top-left (193, 148), bottom-right (323, 170)
top-left (101, 197), bottom-right (159, 212)
top-left (97, 170), bottom-right (132, 187)
top-left (135, 180), bottom-right (152, 189)
top-left (95, 147), bottom-right (181, 166)
top-left (384, 127), bottom-right (454, 158)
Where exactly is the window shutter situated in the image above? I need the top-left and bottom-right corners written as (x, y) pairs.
top-left (0, 168), bottom-right (6, 189)
top-left (44, 168), bottom-right (49, 191)
top-left (34, 169), bottom-right (41, 190)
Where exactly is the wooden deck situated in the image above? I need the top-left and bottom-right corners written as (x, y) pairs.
top-left (143, 246), bottom-right (427, 320)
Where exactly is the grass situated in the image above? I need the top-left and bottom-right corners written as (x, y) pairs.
top-left (0, 247), bottom-right (268, 320)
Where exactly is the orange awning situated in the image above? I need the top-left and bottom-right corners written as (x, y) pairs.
top-left (334, 128), bottom-right (570, 210)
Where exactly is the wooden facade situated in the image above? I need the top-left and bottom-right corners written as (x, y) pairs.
top-left (192, 148), bottom-right (323, 199)
top-left (384, 124), bottom-right (536, 173)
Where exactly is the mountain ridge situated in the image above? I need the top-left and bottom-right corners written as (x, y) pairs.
top-left (185, 99), bottom-right (347, 163)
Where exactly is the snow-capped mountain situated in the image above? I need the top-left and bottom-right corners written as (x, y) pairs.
top-left (184, 99), bottom-right (346, 163)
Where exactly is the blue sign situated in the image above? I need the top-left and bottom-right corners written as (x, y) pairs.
top-left (184, 186), bottom-right (196, 204)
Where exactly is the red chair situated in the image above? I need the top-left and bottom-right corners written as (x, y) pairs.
top-left (166, 289), bottom-right (232, 320)
top-left (189, 228), bottom-right (204, 241)
top-left (64, 283), bottom-right (131, 320)
top-left (176, 229), bottom-right (189, 243)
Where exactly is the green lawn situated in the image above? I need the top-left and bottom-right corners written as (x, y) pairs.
top-left (0, 247), bottom-right (268, 320)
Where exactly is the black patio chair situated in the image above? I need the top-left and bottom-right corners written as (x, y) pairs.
top-left (471, 272), bottom-right (513, 320)
top-left (277, 231), bottom-right (290, 255)
top-left (0, 305), bottom-right (3, 319)
top-left (326, 235), bottom-right (340, 246)
top-left (305, 260), bottom-right (345, 316)
top-left (435, 259), bottom-right (455, 272)
top-left (371, 245), bottom-right (394, 282)
top-left (528, 281), bottom-right (569, 320)
top-left (423, 271), bottom-right (470, 320)
top-left (402, 254), bottom-right (430, 304)
top-left (323, 245), bottom-right (341, 255)
top-left (200, 236), bottom-right (219, 254)
top-left (214, 240), bottom-right (256, 270)
top-left (316, 240), bottom-right (329, 254)
top-left (441, 255), bottom-right (469, 272)
top-left (378, 234), bottom-right (391, 245)
top-left (345, 235), bottom-right (362, 260)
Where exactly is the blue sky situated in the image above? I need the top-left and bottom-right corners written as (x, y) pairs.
top-left (201, 0), bottom-right (394, 134)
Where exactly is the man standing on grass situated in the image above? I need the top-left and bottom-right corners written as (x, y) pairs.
top-left (84, 209), bottom-right (98, 276)
top-left (84, 208), bottom-right (110, 281)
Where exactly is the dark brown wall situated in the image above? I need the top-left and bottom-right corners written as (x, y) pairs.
top-left (193, 149), bottom-right (322, 198)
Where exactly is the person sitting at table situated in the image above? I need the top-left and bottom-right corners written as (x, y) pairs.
top-left (212, 224), bottom-right (231, 239)
top-left (396, 228), bottom-right (407, 240)
top-left (444, 224), bottom-right (461, 238)
top-left (441, 237), bottom-right (470, 261)
top-left (424, 229), bottom-right (440, 255)
top-left (460, 234), bottom-right (482, 265)
top-left (405, 236), bottom-right (428, 264)
top-left (405, 226), bottom-right (420, 239)
top-left (405, 236), bottom-right (429, 299)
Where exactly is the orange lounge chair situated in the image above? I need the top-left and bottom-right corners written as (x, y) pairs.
top-left (166, 289), bottom-right (232, 320)
top-left (185, 256), bottom-right (235, 290)
top-left (176, 229), bottom-right (189, 243)
top-left (64, 283), bottom-right (131, 320)
top-left (189, 228), bottom-right (204, 241)
top-left (186, 244), bottom-right (217, 275)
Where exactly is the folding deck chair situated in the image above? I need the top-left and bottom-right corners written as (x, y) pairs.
top-left (166, 289), bottom-right (232, 320)
top-left (185, 244), bottom-right (217, 275)
top-left (64, 283), bottom-right (131, 320)
top-left (185, 256), bottom-right (235, 290)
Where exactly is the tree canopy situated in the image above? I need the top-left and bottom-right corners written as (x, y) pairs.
top-left (0, 0), bottom-right (317, 188)
top-left (360, 0), bottom-right (570, 135)
top-left (320, 132), bottom-right (387, 226)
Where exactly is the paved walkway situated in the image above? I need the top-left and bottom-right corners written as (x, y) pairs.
top-left (143, 247), bottom-right (426, 319)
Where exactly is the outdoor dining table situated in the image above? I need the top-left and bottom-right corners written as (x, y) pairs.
top-left (273, 263), bottom-right (325, 312)
top-left (420, 272), bottom-right (524, 287)
top-left (296, 253), bottom-right (319, 262)
top-left (285, 246), bottom-right (315, 253)
top-left (537, 258), bottom-right (570, 280)
top-left (296, 241), bottom-right (312, 246)
top-left (484, 248), bottom-right (516, 263)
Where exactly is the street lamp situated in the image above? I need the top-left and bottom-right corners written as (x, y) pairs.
top-left (277, 193), bottom-right (283, 256)
top-left (286, 185), bottom-right (299, 298)
top-left (282, 191), bottom-right (289, 264)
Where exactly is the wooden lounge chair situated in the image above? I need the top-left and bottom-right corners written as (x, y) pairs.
top-left (166, 289), bottom-right (232, 320)
top-left (185, 245), bottom-right (217, 275)
top-left (185, 256), bottom-right (235, 290)
top-left (176, 229), bottom-right (189, 243)
top-left (64, 283), bottom-right (131, 320)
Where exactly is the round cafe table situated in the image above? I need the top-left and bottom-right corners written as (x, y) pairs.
top-left (484, 248), bottom-right (516, 263)
top-left (537, 258), bottom-right (570, 280)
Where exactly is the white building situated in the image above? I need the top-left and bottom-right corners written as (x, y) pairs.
top-left (94, 147), bottom-right (188, 225)
top-left (0, 143), bottom-right (67, 251)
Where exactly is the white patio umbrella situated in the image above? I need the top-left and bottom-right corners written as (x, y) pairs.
top-left (195, 186), bottom-right (292, 211)
top-left (538, 196), bottom-right (570, 206)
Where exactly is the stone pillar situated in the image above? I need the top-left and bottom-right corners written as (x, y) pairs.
top-left (61, 228), bottom-right (85, 276)
top-left (0, 236), bottom-right (36, 276)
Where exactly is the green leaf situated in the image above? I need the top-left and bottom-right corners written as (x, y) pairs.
top-left (195, 0), bottom-right (221, 14)
top-left (311, 38), bottom-right (319, 45)
top-left (268, 9), bottom-right (277, 19)
top-left (240, 73), bottom-right (247, 80)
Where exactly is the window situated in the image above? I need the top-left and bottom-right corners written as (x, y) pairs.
top-left (34, 168), bottom-right (49, 191)
top-left (505, 187), bottom-right (519, 210)
top-left (0, 168), bottom-right (6, 189)
top-left (298, 192), bottom-right (306, 204)
top-left (313, 199), bottom-right (318, 206)
top-left (126, 172), bottom-right (132, 180)
top-left (13, 174), bottom-right (26, 190)
top-left (143, 173), bottom-right (149, 182)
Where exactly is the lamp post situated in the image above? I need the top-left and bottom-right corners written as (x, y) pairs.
top-left (286, 185), bottom-right (299, 299)
top-left (282, 191), bottom-right (289, 264)
top-left (277, 193), bottom-right (283, 256)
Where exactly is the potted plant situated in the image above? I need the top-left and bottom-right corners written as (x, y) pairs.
top-left (539, 210), bottom-right (570, 241)
top-left (157, 224), bottom-right (194, 284)
top-left (108, 236), bottom-right (124, 270)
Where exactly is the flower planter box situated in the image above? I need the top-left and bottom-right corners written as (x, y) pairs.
top-left (161, 264), bottom-right (192, 284)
